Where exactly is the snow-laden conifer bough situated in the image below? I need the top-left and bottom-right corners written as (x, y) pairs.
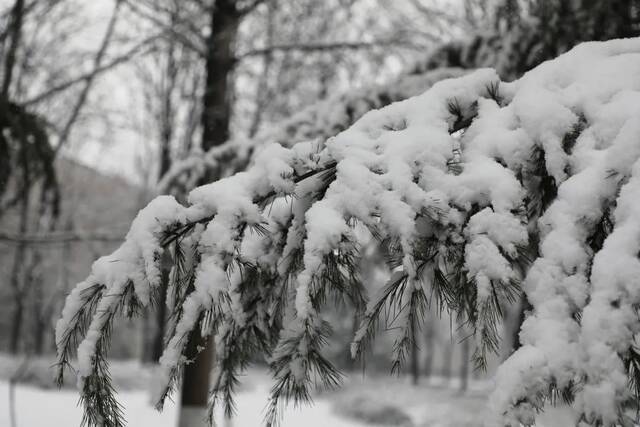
top-left (56, 38), bottom-right (640, 426)
top-left (156, 67), bottom-right (465, 196)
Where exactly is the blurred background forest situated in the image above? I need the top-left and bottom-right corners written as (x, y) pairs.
top-left (0, 0), bottom-right (638, 426)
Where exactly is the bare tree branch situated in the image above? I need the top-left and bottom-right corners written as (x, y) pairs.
top-left (236, 39), bottom-right (413, 59)
top-left (54, 0), bottom-right (123, 154)
top-left (21, 35), bottom-right (159, 106)
top-left (0, 0), bottom-right (40, 45)
top-left (408, 0), bottom-right (464, 27)
top-left (122, 0), bottom-right (206, 56)
top-left (238, 0), bottom-right (270, 16)
top-left (134, 0), bottom-right (208, 42)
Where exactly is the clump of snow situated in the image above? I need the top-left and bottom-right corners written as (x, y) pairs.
top-left (489, 38), bottom-right (640, 425)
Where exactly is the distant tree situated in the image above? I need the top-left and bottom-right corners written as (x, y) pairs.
top-left (1, 0), bottom-right (58, 354)
top-left (0, 0), bottom-right (134, 355)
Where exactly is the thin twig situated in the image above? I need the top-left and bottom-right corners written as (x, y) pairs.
top-left (54, 0), bottom-right (123, 155)
top-left (21, 35), bottom-right (159, 106)
top-left (236, 39), bottom-right (410, 59)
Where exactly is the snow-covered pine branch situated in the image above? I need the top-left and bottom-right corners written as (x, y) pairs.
top-left (57, 38), bottom-right (640, 426)
top-left (157, 0), bottom-right (637, 199)
top-left (157, 67), bottom-right (465, 196)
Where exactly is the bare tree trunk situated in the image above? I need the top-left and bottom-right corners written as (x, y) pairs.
top-left (410, 328), bottom-right (419, 385)
top-left (32, 306), bottom-right (46, 354)
top-left (2, 0), bottom-right (25, 97)
top-left (141, 313), bottom-right (153, 362)
top-left (9, 295), bottom-right (24, 354)
top-left (151, 251), bottom-right (172, 361)
top-left (179, 335), bottom-right (214, 427)
top-left (29, 250), bottom-right (46, 354)
top-left (459, 333), bottom-right (470, 393)
top-left (422, 319), bottom-right (434, 379)
top-left (200, 0), bottom-right (239, 153)
top-left (0, 0), bottom-right (24, 199)
top-left (179, 1), bottom-right (240, 425)
top-left (442, 329), bottom-right (453, 380)
top-left (179, 80), bottom-right (202, 155)
top-left (44, 215), bottom-right (74, 354)
top-left (8, 191), bottom-right (28, 354)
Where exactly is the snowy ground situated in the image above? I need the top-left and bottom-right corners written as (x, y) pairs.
top-left (0, 355), bottom-right (572, 427)
top-left (0, 376), bottom-right (574, 427)
top-left (0, 376), bottom-right (366, 427)
top-left (332, 374), bottom-right (574, 427)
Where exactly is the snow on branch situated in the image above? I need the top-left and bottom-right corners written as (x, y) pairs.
top-left (157, 67), bottom-right (465, 195)
top-left (57, 38), bottom-right (640, 426)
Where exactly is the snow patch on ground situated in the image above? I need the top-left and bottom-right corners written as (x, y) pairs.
top-left (0, 361), bottom-right (573, 427)
top-left (0, 378), bottom-right (368, 427)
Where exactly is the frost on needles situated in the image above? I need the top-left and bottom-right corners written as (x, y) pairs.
top-left (56, 38), bottom-right (640, 426)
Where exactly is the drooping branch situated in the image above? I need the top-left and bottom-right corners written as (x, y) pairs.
top-left (56, 38), bottom-right (640, 427)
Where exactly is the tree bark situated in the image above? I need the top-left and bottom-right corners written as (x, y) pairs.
top-left (151, 251), bottom-right (172, 361)
top-left (179, 334), bottom-right (214, 427)
top-left (200, 0), bottom-right (239, 153)
top-left (32, 305), bottom-right (46, 354)
top-left (459, 333), bottom-right (470, 393)
top-left (8, 188), bottom-right (28, 354)
top-left (422, 319), bottom-right (434, 379)
top-left (410, 329), bottom-right (419, 385)
top-left (29, 250), bottom-right (45, 354)
top-left (441, 329), bottom-right (453, 380)
top-left (9, 297), bottom-right (24, 354)
top-left (179, 1), bottom-right (241, 424)
top-left (2, 0), bottom-right (25, 97)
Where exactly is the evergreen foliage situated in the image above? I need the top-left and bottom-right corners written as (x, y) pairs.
top-left (0, 100), bottom-right (59, 220)
top-left (56, 38), bottom-right (640, 427)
